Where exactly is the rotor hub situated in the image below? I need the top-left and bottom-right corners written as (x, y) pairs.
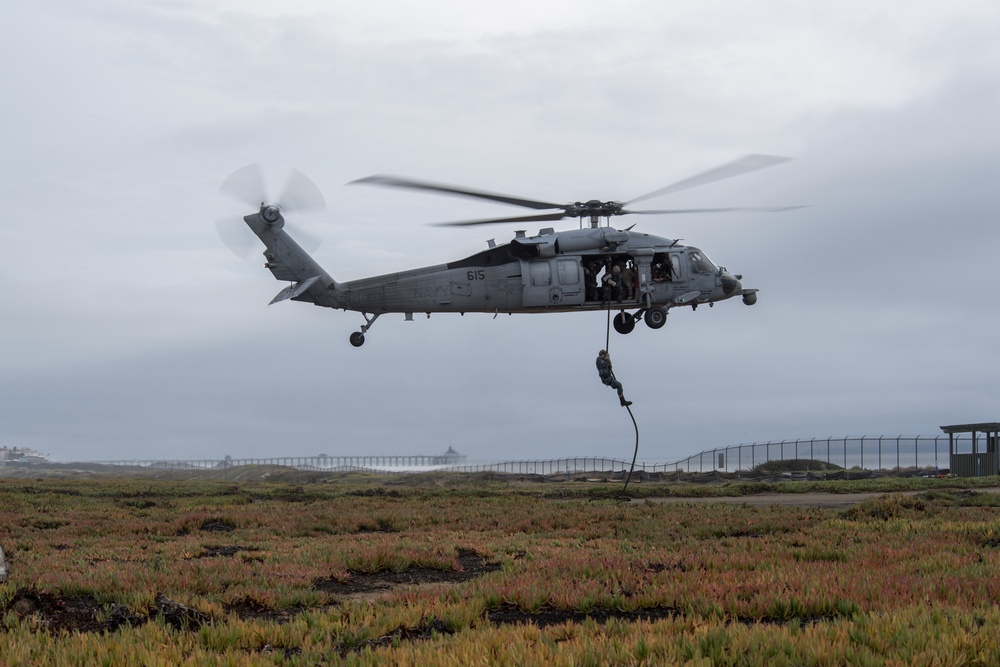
top-left (261, 204), bottom-right (281, 223)
top-left (568, 200), bottom-right (625, 218)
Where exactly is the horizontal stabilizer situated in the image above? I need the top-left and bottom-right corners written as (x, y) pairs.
top-left (269, 276), bottom-right (321, 305)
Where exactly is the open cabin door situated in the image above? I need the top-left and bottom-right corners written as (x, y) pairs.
top-left (520, 258), bottom-right (585, 307)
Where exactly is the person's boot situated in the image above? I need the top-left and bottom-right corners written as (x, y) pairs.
top-left (619, 395), bottom-right (632, 407)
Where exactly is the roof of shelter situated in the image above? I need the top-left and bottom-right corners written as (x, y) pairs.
top-left (940, 422), bottom-right (1000, 434)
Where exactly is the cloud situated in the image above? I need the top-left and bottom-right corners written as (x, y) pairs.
top-left (2, 0), bottom-right (998, 463)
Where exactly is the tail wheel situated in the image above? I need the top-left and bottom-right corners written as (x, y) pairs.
top-left (644, 306), bottom-right (668, 329)
top-left (613, 312), bottom-right (636, 335)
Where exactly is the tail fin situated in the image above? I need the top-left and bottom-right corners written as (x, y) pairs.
top-left (244, 210), bottom-right (340, 308)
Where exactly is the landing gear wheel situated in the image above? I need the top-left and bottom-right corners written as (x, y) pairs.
top-left (643, 306), bottom-right (668, 329)
top-left (613, 312), bottom-right (636, 335)
top-left (349, 332), bottom-right (366, 347)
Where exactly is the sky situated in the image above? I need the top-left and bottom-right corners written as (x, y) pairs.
top-left (2, 0), bottom-right (998, 465)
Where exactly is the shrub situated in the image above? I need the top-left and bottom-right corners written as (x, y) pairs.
top-left (752, 459), bottom-right (844, 473)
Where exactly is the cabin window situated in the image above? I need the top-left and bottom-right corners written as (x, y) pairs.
top-left (556, 259), bottom-right (579, 285)
top-left (529, 262), bottom-right (551, 286)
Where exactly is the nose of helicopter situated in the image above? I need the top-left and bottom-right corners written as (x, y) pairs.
top-left (721, 270), bottom-right (741, 297)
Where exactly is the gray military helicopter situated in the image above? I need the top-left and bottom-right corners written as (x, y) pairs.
top-left (217, 155), bottom-right (797, 347)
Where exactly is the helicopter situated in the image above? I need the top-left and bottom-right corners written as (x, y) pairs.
top-left (217, 155), bottom-right (798, 347)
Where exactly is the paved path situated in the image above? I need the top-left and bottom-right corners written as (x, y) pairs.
top-left (644, 488), bottom-right (1000, 509)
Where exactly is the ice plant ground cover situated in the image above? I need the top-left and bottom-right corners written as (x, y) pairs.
top-left (1, 471), bottom-right (1000, 664)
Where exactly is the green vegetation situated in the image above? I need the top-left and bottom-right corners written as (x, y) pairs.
top-left (0, 471), bottom-right (999, 664)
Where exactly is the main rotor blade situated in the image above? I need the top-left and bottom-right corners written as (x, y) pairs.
top-left (431, 212), bottom-right (569, 228)
top-left (626, 154), bottom-right (792, 205)
top-left (351, 174), bottom-right (566, 211)
top-left (626, 205), bottom-right (807, 215)
top-left (219, 163), bottom-right (267, 209)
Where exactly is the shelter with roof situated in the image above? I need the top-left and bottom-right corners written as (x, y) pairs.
top-left (940, 422), bottom-right (1000, 477)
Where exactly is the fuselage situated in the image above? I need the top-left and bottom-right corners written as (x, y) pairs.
top-left (244, 210), bottom-right (756, 346)
top-left (325, 226), bottom-right (745, 316)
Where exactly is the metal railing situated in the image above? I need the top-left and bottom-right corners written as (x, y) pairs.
top-left (79, 454), bottom-right (465, 470)
top-left (65, 434), bottom-right (980, 476)
top-left (442, 458), bottom-right (633, 476)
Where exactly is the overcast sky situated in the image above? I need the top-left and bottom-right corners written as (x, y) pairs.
top-left (3, 0), bottom-right (998, 464)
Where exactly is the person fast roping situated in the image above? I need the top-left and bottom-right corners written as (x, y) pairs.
top-left (596, 349), bottom-right (632, 407)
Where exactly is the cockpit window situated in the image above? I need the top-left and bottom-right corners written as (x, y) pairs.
top-left (688, 248), bottom-right (717, 275)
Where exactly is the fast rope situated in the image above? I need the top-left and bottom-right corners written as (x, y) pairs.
top-left (604, 308), bottom-right (640, 500)
top-left (605, 306), bottom-right (612, 352)
top-left (615, 402), bottom-right (639, 500)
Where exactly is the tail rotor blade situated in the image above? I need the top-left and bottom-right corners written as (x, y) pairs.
top-left (216, 165), bottom-right (327, 259)
top-left (215, 215), bottom-right (258, 259)
top-left (280, 168), bottom-right (326, 213)
top-left (219, 164), bottom-right (267, 209)
top-left (284, 222), bottom-right (322, 254)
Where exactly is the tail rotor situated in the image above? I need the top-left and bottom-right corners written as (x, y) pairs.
top-left (215, 164), bottom-right (327, 258)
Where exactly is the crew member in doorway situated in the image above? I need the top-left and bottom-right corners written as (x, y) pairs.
top-left (603, 265), bottom-right (623, 302)
top-left (620, 261), bottom-right (636, 300)
top-left (595, 349), bottom-right (632, 407)
top-left (583, 259), bottom-right (601, 301)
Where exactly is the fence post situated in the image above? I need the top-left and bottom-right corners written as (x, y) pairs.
top-left (897, 436), bottom-right (901, 470)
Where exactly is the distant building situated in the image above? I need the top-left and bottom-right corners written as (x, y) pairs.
top-left (437, 447), bottom-right (464, 465)
top-left (0, 447), bottom-right (49, 465)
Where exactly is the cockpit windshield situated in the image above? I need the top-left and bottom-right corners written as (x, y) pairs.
top-left (687, 247), bottom-right (717, 275)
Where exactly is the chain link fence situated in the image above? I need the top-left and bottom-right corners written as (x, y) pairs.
top-left (71, 434), bottom-right (977, 476)
top-left (442, 435), bottom-right (970, 475)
